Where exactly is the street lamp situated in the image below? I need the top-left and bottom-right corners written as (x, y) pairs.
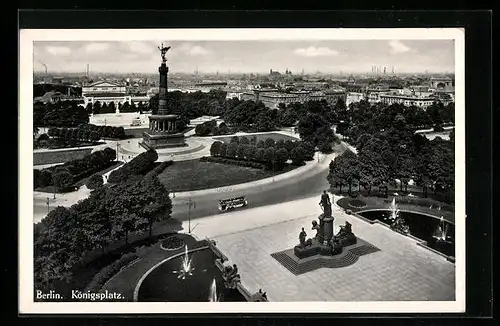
top-left (187, 198), bottom-right (196, 233)
top-left (46, 197), bottom-right (50, 214)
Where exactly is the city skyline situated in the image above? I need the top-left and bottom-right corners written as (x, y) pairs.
top-left (33, 40), bottom-right (455, 75)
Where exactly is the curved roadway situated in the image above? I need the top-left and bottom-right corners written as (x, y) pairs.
top-left (170, 163), bottom-right (331, 223)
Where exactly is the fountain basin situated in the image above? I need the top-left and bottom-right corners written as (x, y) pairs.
top-left (357, 210), bottom-right (455, 257)
top-left (136, 248), bottom-right (246, 302)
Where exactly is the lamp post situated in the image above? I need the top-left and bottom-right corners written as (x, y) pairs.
top-left (46, 197), bottom-right (50, 214)
top-left (187, 198), bottom-right (196, 233)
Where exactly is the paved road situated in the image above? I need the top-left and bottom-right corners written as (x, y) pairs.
top-left (170, 167), bottom-right (330, 223)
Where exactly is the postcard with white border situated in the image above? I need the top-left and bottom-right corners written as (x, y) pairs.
top-left (19, 28), bottom-right (465, 314)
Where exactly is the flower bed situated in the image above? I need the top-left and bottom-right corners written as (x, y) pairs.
top-left (199, 156), bottom-right (266, 170)
top-left (161, 235), bottom-right (185, 251)
top-left (347, 199), bottom-right (367, 208)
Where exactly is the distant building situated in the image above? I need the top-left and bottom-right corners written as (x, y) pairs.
top-left (430, 77), bottom-right (454, 93)
top-left (379, 94), bottom-right (436, 108)
top-left (346, 92), bottom-right (366, 106)
top-left (240, 89), bottom-right (346, 109)
top-left (82, 81), bottom-right (131, 107)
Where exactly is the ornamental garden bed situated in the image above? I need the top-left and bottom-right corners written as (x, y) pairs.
top-left (347, 198), bottom-right (368, 208)
top-left (161, 235), bottom-right (186, 251)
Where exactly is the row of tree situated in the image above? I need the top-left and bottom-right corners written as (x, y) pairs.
top-left (34, 101), bottom-right (89, 127)
top-left (85, 101), bottom-right (148, 115)
top-left (48, 127), bottom-right (100, 143)
top-left (77, 124), bottom-right (126, 139)
top-left (34, 147), bottom-right (117, 189)
top-left (210, 136), bottom-right (316, 169)
top-left (34, 162), bottom-right (172, 292)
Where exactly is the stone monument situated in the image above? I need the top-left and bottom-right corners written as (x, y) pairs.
top-left (293, 191), bottom-right (357, 258)
top-left (141, 43), bottom-right (186, 149)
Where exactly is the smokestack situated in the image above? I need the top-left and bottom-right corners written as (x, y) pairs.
top-left (86, 64), bottom-right (89, 77)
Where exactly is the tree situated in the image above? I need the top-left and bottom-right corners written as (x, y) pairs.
top-left (230, 136), bottom-right (240, 144)
top-left (244, 145), bottom-right (257, 161)
top-left (275, 148), bottom-right (289, 169)
top-left (211, 126), bottom-right (220, 136)
top-left (219, 143), bottom-right (228, 157)
top-left (358, 148), bottom-right (389, 195)
top-left (92, 101), bottom-right (102, 115)
top-left (89, 131), bottom-right (100, 142)
top-left (262, 147), bottom-right (276, 168)
top-left (236, 144), bottom-right (247, 159)
top-left (290, 146), bottom-right (306, 166)
top-left (210, 141), bottom-right (223, 156)
top-left (264, 138), bottom-right (276, 148)
top-left (226, 142), bottom-right (238, 158)
top-left (254, 148), bottom-right (266, 162)
top-left (240, 136), bottom-right (250, 145)
top-left (218, 122), bottom-right (229, 135)
top-left (195, 123), bottom-right (211, 136)
top-left (52, 169), bottom-right (74, 190)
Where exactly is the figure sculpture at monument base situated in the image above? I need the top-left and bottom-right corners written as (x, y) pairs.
top-left (293, 191), bottom-right (357, 259)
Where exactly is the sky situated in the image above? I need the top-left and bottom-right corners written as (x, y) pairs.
top-left (33, 40), bottom-right (455, 74)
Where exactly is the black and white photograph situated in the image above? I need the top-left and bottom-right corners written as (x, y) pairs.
top-left (19, 28), bottom-right (465, 314)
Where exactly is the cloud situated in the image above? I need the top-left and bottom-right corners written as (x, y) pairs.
top-left (388, 40), bottom-right (411, 53)
top-left (293, 46), bottom-right (339, 57)
top-left (83, 42), bottom-right (110, 53)
top-left (177, 43), bottom-right (211, 56)
top-left (45, 46), bottom-right (71, 56)
top-left (126, 41), bottom-right (155, 54)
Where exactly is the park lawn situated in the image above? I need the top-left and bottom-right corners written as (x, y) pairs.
top-left (33, 147), bottom-right (94, 165)
top-left (157, 159), bottom-right (297, 192)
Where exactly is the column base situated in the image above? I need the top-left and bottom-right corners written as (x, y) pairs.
top-left (141, 131), bottom-right (186, 149)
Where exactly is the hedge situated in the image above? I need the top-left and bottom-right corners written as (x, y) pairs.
top-left (83, 252), bottom-right (139, 293)
top-left (200, 156), bottom-right (266, 170)
top-left (86, 174), bottom-right (104, 190)
top-left (108, 149), bottom-right (158, 183)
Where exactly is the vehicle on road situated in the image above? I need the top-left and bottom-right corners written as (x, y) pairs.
top-left (218, 196), bottom-right (248, 212)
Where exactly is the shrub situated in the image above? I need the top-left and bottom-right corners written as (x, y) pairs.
top-left (108, 149), bottom-right (158, 183)
top-left (86, 174), bottom-right (104, 190)
top-left (83, 252), bottom-right (139, 293)
top-left (210, 141), bottom-right (223, 156)
top-left (52, 169), bottom-right (74, 189)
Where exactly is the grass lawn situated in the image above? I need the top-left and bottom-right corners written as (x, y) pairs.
top-left (214, 132), bottom-right (297, 144)
top-left (33, 147), bottom-right (94, 165)
top-left (157, 159), bottom-right (298, 192)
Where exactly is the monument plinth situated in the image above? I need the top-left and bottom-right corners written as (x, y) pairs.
top-left (141, 44), bottom-right (186, 149)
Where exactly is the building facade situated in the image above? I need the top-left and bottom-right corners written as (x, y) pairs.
top-left (82, 81), bottom-right (131, 107)
top-left (379, 94), bottom-right (435, 108)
